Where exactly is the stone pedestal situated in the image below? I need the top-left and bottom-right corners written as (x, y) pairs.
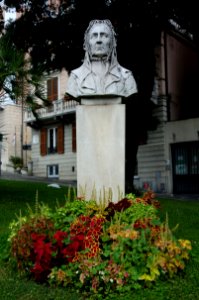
top-left (76, 97), bottom-right (125, 202)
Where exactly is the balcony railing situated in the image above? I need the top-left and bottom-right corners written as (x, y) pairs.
top-left (25, 99), bottom-right (79, 122)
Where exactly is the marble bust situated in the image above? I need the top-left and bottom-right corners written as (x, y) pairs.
top-left (66, 19), bottom-right (137, 99)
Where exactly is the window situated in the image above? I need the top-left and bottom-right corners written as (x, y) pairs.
top-left (48, 128), bottom-right (58, 154)
top-left (47, 164), bottom-right (59, 178)
top-left (72, 122), bottom-right (76, 152)
top-left (171, 142), bottom-right (199, 193)
top-left (40, 125), bottom-right (64, 156)
top-left (47, 77), bottom-right (58, 101)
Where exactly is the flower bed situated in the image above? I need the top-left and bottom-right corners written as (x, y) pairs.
top-left (8, 190), bottom-right (192, 296)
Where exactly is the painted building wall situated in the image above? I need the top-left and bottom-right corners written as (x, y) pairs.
top-left (0, 104), bottom-right (31, 171)
top-left (31, 123), bottom-right (77, 180)
top-left (28, 68), bottom-right (77, 180)
top-left (136, 31), bottom-right (199, 194)
top-left (166, 33), bottom-right (199, 121)
top-left (47, 68), bottom-right (69, 100)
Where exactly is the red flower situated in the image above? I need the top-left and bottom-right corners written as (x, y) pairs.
top-left (53, 230), bottom-right (68, 247)
top-left (33, 239), bottom-right (52, 263)
top-left (76, 233), bottom-right (85, 241)
top-left (31, 233), bottom-right (46, 242)
top-left (31, 262), bottom-right (43, 274)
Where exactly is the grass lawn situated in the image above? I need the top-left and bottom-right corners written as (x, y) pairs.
top-left (0, 178), bottom-right (199, 300)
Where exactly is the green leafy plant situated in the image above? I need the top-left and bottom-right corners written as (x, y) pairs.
top-left (9, 155), bottom-right (23, 171)
top-left (8, 190), bottom-right (192, 298)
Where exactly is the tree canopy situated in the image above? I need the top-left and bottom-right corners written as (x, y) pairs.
top-left (1, 0), bottom-right (199, 97)
top-left (1, 0), bottom-right (199, 189)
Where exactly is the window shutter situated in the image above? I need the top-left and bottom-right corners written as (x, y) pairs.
top-left (57, 124), bottom-right (64, 154)
top-left (47, 77), bottom-right (58, 101)
top-left (40, 128), bottom-right (47, 156)
top-left (72, 122), bottom-right (76, 152)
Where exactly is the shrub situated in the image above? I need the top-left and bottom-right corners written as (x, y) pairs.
top-left (8, 190), bottom-right (192, 297)
top-left (9, 155), bottom-right (23, 170)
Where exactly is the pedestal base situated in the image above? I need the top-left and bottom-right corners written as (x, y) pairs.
top-left (76, 99), bottom-right (125, 203)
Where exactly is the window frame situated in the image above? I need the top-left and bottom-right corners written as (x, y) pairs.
top-left (47, 127), bottom-right (58, 154)
top-left (47, 164), bottom-right (59, 178)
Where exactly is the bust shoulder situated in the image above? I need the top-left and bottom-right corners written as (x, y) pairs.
top-left (70, 64), bottom-right (89, 78)
top-left (117, 65), bottom-right (133, 79)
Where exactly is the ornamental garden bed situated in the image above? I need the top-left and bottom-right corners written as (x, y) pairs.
top-left (0, 179), bottom-right (199, 300)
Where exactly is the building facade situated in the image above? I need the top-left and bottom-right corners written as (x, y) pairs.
top-left (0, 103), bottom-right (32, 172)
top-left (136, 31), bottom-right (199, 194)
top-left (25, 69), bottom-right (78, 180)
top-left (24, 30), bottom-right (199, 194)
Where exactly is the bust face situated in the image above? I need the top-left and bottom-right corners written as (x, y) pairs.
top-left (88, 23), bottom-right (112, 59)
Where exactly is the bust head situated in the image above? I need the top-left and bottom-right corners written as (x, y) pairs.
top-left (66, 19), bottom-right (137, 99)
top-left (83, 19), bottom-right (117, 62)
